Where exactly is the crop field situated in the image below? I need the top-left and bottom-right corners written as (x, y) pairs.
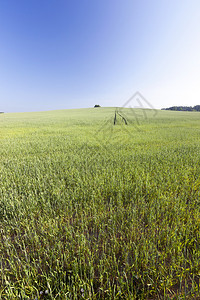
top-left (0, 107), bottom-right (200, 299)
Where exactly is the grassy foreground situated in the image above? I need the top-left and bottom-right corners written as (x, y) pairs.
top-left (0, 107), bottom-right (200, 299)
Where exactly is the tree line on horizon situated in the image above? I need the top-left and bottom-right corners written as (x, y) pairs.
top-left (162, 105), bottom-right (200, 112)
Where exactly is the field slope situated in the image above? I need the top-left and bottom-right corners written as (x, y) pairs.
top-left (0, 107), bottom-right (200, 299)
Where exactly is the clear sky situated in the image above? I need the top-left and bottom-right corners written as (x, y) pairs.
top-left (1, 0), bottom-right (200, 112)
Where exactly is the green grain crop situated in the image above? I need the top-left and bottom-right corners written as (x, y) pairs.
top-left (0, 107), bottom-right (200, 299)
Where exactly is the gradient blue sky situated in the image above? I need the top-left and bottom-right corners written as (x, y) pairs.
top-left (1, 0), bottom-right (200, 112)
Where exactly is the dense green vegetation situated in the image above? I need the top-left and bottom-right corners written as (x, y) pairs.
top-left (0, 107), bottom-right (200, 299)
top-left (162, 105), bottom-right (200, 112)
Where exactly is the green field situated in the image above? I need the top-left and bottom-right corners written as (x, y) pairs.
top-left (0, 107), bottom-right (200, 299)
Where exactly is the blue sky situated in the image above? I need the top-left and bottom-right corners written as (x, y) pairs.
top-left (0, 0), bottom-right (200, 112)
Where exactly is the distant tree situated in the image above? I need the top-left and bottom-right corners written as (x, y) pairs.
top-left (162, 106), bottom-right (199, 112)
top-left (194, 105), bottom-right (200, 111)
top-left (94, 104), bottom-right (101, 108)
